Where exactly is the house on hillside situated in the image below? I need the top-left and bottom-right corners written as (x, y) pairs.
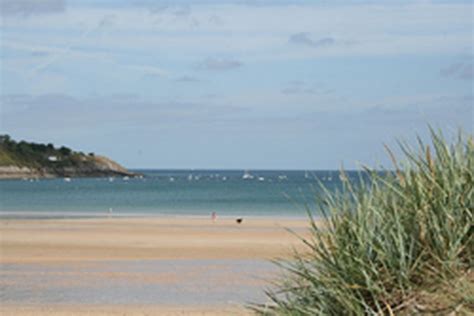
top-left (48, 156), bottom-right (59, 162)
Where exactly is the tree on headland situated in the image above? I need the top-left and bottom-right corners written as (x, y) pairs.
top-left (0, 136), bottom-right (78, 167)
top-left (0, 135), bottom-right (134, 177)
top-left (59, 146), bottom-right (72, 156)
top-left (0, 135), bottom-right (11, 144)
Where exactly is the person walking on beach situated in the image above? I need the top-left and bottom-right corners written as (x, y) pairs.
top-left (211, 211), bottom-right (217, 223)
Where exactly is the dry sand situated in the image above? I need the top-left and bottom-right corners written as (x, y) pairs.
top-left (0, 216), bottom-right (313, 315)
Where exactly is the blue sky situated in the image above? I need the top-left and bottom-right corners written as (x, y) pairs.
top-left (0, 0), bottom-right (472, 169)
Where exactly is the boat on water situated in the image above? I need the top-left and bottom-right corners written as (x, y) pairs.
top-left (242, 170), bottom-right (254, 180)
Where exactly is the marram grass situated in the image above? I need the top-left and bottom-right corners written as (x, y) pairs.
top-left (254, 129), bottom-right (473, 315)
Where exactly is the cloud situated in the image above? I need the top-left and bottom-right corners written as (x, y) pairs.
top-left (198, 57), bottom-right (243, 71)
top-left (281, 81), bottom-right (318, 95)
top-left (288, 80), bottom-right (304, 86)
top-left (141, 3), bottom-right (200, 28)
top-left (208, 14), bottom-right (224, 25)
top-left (16, 13), bottom-right (118, 76)
top-left (288, 33), bottom-right (336, 48)
top-left (30, 50), bottom-right (50, 57)
top-left (1, 94), bottom-right (247, 131)
top-left (176, 75), bottom-right (200, 82)
top-left (1, 93), bottom-right (80, 115)
top-left (281, 87), bottom-right (317, 95)
top-left (139, 2), bottom-right (192, 16)
top-left (3, 2), bottom-right (472, 65)
top-left (440, 62), bottom-right (473, 80)
top-left (98, 14), bottom-right (117, 28)
top-left (1, 0), bottom-right (65, 16)
top-left (281, 87), bottom-right (314, 95)
top-left (172, 4), bottom-right (192, 17)
top-left (141, 3), bottom-right (169, 15)
top-left (125, 64), bottom-right (169, 78)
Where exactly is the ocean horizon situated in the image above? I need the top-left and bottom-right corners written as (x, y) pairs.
top-left (0, 169), bottom-right (361, 218)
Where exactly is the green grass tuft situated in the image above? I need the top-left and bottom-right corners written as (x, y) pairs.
top-left (253, 128), bottom-right (473, 315)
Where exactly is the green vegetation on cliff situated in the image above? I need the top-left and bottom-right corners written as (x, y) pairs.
top-left (0, 135), bottom-right (86, 168)
top-left (0, 135), bottom-right (134, 178)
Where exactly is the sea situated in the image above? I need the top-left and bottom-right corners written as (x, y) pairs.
top-left (0, 169), bottom-right (357, 219)
top-left (0, 170), bottom-right (359, 307)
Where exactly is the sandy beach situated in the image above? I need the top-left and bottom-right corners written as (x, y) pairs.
top-left (0, 216), bottom-right (312, 315)
top-left (0, 217), bottom-right (310, 262)
top-left (0, 305), bottom-right (253, 316)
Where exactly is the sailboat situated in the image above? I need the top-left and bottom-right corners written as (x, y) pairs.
top-left (242, 170), bottom-right (254, 180)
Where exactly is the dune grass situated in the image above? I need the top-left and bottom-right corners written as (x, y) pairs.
top-left (254, 129), bottom-right (473, 315)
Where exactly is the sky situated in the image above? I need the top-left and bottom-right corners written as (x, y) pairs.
top-left (0, 0), bottom-right (472, 169)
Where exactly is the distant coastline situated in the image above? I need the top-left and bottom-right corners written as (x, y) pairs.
top-left (0, 135), bottom-right (136, 179)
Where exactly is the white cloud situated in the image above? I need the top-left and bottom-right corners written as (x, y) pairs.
top-left (1, 1), bottom-right (472, 99)
top-left (1, 0), bottom-right (65, 16)
top-left (288, 33), bottom-right (336, 48)
top-left (2, 2), bottom-right (472, 61)
top-left (440, 61), bottom-right (473, 81)
top-left (198, 57), bottom-right (242, 71)
top-left (125, 64), bottom-right (170, 77)
top-left (176, 75), bottom-right (200, 82)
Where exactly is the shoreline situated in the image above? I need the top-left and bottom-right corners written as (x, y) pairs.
top-left (0, 211), bottom-right (312, 221)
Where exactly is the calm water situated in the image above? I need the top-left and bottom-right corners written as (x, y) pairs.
top-left (0, 170), bottom-right (355, 218)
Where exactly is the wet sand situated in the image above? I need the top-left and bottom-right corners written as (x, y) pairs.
top-left (0, 305), bottom-right (253, 315)
top-left (0, 216), bottom-right (312, 315)
top-left (0, 217), bottom-right (310, 262)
